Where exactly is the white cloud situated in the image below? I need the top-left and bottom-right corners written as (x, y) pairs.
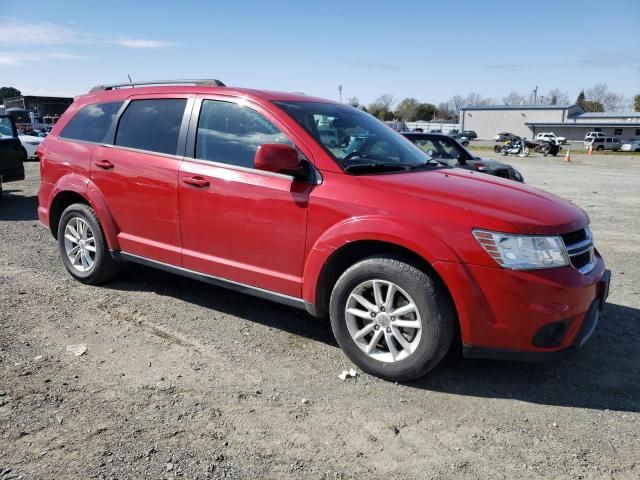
top-left (110, 39), bottom-right (173, 48)
top-left (0, 51), bottom-right (83, 66)
top-left (0, 17), bottom-right (77, 45)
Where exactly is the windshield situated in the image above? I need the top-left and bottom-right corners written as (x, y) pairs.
top-left (274, 101), bottom-right (444, 173)
top-left (409, 136), bottom-right (471, 165)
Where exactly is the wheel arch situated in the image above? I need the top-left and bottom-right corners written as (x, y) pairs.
top-left (47, 177), bottom-right (120, 250)
top-left (307, 238), bottom-right (458, 327)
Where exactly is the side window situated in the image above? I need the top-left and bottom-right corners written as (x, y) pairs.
top-left (195, 100), bottom-right (290, 168)
top-left (60, 102), bottom-right (122, 143)
top-left (115, 99), bottom-right (187, 155)
top-left (0, 117), bottom-right (16, 139)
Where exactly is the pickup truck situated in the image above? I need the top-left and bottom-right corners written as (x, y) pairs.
top-left (535, 132), bottom-right (568, 145)
top-left (0, 115), bottom-right (26, 200)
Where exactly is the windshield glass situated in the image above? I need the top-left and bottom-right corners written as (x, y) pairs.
top-left (410, 136), bottom-right (469, 165)
top-left (274, 101), bottom-right (443, 173)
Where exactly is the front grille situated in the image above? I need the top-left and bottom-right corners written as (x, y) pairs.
top-left (561, 228), bottom-right (595, 274)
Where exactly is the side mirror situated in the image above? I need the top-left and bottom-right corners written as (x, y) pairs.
top-left (255, 143), bottom-right (301, 174)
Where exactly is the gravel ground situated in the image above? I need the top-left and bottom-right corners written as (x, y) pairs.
top-left (1, 154), bottom-right (639, 479)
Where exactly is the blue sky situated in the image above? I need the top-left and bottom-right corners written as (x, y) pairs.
top-left (1, 0), bottom-right (638, 106)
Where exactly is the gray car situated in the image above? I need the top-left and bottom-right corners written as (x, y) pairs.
top-left (402, 132), bottom-right (524, 182)
top-left (584, 137), bottom-right (621, 151)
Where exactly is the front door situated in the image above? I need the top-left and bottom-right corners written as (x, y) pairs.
top-left (91, 95), bottom-right (192, 265)
top-left (178, 98), bottom-right (313, 297)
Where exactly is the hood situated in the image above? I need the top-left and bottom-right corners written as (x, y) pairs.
top-left (356, 168), bottom-right (587, 234)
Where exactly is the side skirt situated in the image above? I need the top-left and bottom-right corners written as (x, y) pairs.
top-left (111, 251), bottom-right (318, 316)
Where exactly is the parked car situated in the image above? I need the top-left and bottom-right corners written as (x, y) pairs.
top-left (403, 132), bottom-right (523, 182)
top-left (0, 115), bottom-right (26, 200)
top-left (447, 133), bottom-right (470, 146)
top-left (535, 132), bottom-right (567, 145)
top-left (37, 79), bottom-right (610, 381)
top-left (620, 140), bottom-right (640, 152)
top-left (461, 130), bottom-right (477, 140)
top-left (584, 137), bottom-right (621, 151)
top-left (494, 131), bottom-right (515, 142)
top-left (19, 134), bottom-right (43, 160)
top-left (585, 132), bottom-right (606, 141)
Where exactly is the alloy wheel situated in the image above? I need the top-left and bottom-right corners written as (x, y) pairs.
top-left (345, 279), bottom-right (423, 363)
top-left (63, 217), bottom-right (96, 272)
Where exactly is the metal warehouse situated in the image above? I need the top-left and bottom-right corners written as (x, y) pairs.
top-left (461, 104), bottom-right (640, 142)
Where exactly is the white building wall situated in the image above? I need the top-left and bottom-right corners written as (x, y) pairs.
top-left (461, 108), bottom-right (566, 140)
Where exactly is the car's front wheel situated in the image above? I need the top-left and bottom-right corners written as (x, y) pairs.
top-left (329, 256), bottom-right (455, 381)
top-left (57, 203), bottom-right (119, 284)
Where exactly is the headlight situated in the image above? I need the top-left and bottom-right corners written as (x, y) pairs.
top-left (473, 229), bottom-right (569, 270)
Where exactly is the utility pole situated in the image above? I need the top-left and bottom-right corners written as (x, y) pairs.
top-left (540, 95), bottom-right (544, 105)
top-left (338, 84), bottom-right (343, 103)
top-left (532, 86), bottom-right (538, 104)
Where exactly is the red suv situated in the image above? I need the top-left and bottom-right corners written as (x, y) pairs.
top-left (37, 80), bottom-right (610, 381)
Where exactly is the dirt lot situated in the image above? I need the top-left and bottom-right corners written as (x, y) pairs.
top-left (1, 153), bottom-right (639, 479)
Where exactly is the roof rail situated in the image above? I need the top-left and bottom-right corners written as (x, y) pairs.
top-left (89, 79), bottom-right (226, 93)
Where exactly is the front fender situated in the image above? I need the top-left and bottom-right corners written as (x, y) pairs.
top-left (301, 216), bottom-right (462, 304)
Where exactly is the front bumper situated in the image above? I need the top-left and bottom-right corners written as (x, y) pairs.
top-left (434, 256), bottom-right (610, 360)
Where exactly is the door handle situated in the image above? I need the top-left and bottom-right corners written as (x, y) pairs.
top-left (95, 159), bottom-right (114, 170)
top-left (182, 176), bottom-right (210, 188)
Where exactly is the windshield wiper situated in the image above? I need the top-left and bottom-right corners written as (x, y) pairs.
top-left (344, 163), bottom-right (409, 174)
top-left (408, 160), bottom-right (449, 170)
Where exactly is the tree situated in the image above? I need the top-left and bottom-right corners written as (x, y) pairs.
top-left (0, 86), bottom-right (21, 103)
top-left (376, 94), bottom-right (396, 112)
top-left (447, 95), bottom-right (465, 115)
top-left (585, 83), bottom-right (625, 111)
top-left (576, 90), bottom-right (586, 109)
top-left (634, 94), bottom-right (640, 112)
top-left (546, 88), bottom-right (570, 105)
top-left (394, 97), bottom-right (420, 121)
top-left (414, 103), bottom-right (436, 121)
top-left (368, 94), bottom-right (396, 120)
top-left (346, 97), bottom-right (360, 108)
top-left (435, 102), bottom-right (455, 120)
top-left (502, 91), bottom-right (526, 105)
top-left (465, 92), bottom-right (493, 106)
top-left (582, 100), bottom-right (605, 112)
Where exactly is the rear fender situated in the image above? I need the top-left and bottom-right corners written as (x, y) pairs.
top-left (47, 174), bottom-right (120, 250)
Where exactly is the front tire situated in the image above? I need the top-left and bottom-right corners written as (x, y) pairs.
top-left (57, 203), bottom-right (119, 284)
top-left (329, 256), bottom-right (455, 382)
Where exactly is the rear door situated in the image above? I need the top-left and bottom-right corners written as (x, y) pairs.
top-left (0, 115), bottom-right (25, 183)
top-left (90, 95), bottom-right (193, 265)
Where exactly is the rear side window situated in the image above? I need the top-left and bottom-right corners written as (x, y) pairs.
top-left (195, 100), bottom-right (290, 168)
top-left (0, 117), bottom-right (16, 138)
top-left (115, 99), bottom-right (187, 155)
top-left (60, 102), bottom-right (122, 143)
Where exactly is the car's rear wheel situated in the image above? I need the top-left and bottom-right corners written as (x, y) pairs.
top-left (57, 203), bottom-right (119, 284)
top-left (329, 256), bottom-right (455, 382)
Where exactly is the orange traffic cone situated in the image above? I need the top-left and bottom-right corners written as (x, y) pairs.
top-left (588, 144), bottom-right (593, 155)
top-left (565, 150), bottom-right (571, 162)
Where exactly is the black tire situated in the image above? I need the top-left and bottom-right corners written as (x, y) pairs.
top-left (493, 145), bottom-right (501, 153)
top-left (57, 203), bottom-right (119, 284)
top-left (329, 256), bottom-right (455, 382)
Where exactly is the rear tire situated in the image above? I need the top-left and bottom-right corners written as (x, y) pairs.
top-left (57, 203), bottom-right (119, 284)
top-left (329, 256), bottom-right (455, 382)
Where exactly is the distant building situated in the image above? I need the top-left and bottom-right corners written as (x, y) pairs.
top-left (2, 95), bottom-right (74, 125)
top-left (460, 104), bottom-right (640, 141)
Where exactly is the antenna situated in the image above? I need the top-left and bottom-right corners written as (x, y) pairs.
top-left (127, 74), bottom-right (134, 87)
top-left (338, 84), bottom-right (343, 103)
top-left (532, 86), bottom-right (538, 104)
